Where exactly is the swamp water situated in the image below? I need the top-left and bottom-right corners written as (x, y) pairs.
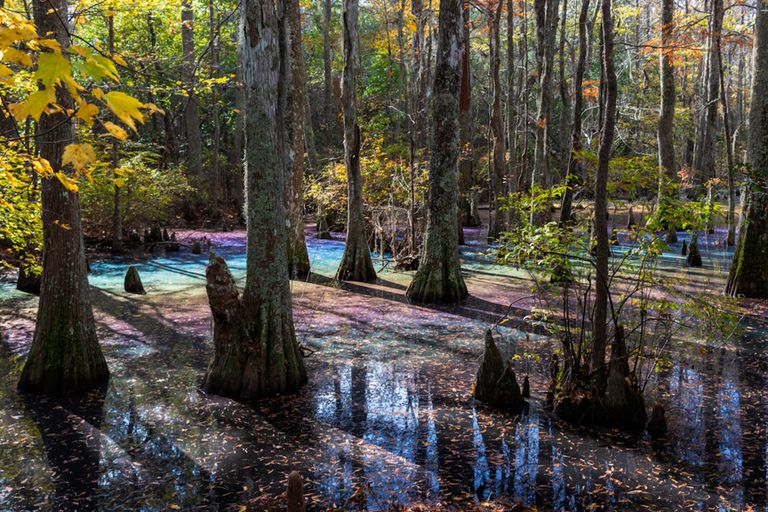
top-left (0, 228), bottom-right (766, 511)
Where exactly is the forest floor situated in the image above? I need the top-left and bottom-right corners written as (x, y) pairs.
top-left (1, 220), bottom-right (767, 510)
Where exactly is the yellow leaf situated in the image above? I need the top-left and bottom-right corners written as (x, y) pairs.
top-left (113, 53), bottom-right (127, 67)
top-left (1, 47), bottom-right (33, 67)
top-left (102, 91), bottom-right (145, 131)
top-left (31, 158), bottom-right (54, 177)
top-left (0, 63), bottom-right (12, 81)
top-left (54, 172), bottom-right (79, 193)
top-left (145, 102), bottom-right (164, 115)
top-left (102, 121), bottom-right (128, 141)
top-left (75, 101), bottom-right (99, 125)
top-left (68, 45), bottom-right (89, 57)
top-left (36, 38), bottom-right (61, 51)
top-left (34, 51), bottom-right (72, 89)
top-left (62, 143), bottom-right (96, 172)
top-left (9, 89), bottom-right (55, 122)
top-left (113, 177), bottom-right (125, 187)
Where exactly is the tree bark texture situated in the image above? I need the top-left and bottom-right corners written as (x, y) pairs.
top-left (182, 0), bottom-right (204, 181)
top-left (589, 0), bottom-right (617, 374)
top-left (19, 0), bottom-right (109, 395)
top-left (531, 0), bottom-right (559, 202)
top-left (203, 0), bottom-right (307, 398)
top-left (405, 0), bottom-right (468, 305)
top-left (559, 0), bottom-right (590, 227)
top-left (725, 0), bottom-right (768, 298)
top-left (285, 0), bottom-right (311, 278)
top-left (487, 1), bottom-right (507, 242)
top-left (693, 0), bottom-right (723, 183)
top-left (336, 0), bottom-right (377, 282)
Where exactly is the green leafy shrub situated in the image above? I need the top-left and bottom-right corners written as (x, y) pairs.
top-left (80, 151), bottom-right (192, 235)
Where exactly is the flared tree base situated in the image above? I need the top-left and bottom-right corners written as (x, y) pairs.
top-left (406, 264), bottom-right (468, 305)
top-left (18, 334), bottom-right (109, 396)
top-left (203, 255), bottom-right (307, 400)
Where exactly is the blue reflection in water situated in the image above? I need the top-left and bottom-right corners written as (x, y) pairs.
top-left (550, 421), bottom-right (566, 509)
top-left (717, 357), bottom-right (743, 509)
top-left (472, 409), bottom-right (492, 501)
top-left (424, 385), bottom-right (440, 502)
top-left (514, 405), bottom-right (539, 506)
top-left (669, 361), bottom-right (706, 466)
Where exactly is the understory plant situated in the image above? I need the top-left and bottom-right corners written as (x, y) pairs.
top-left (495, 185), bottom-right (739, 430)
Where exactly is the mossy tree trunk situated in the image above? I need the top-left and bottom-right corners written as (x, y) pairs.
top-left (589, 0), bottom-right (617, 375)
top-left (336, 0), bottom-right (377, 282)
top-left (654, 0), bottom-right (678, 243)
top-left (405, 0), bottom-right (468, 305)
top-left (725, 3), bottom-right (768, 298)
top-left (286, 0), bottom-right (311, 279)
top-left (203, 0), bottom-right (307, 399)
top-left (19, 0), bottom-right (109, 395)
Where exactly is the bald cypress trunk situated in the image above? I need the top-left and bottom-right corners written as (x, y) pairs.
top-left (559, 0), bottom-right (590, 227)
top-left (182, 0), bottom-right (203, 182)
top-left (458, 0), bottom-right (477, 226)
top-left (589, 0), bottom-right (617, 375)
top-left (487, 1), bottom-right (507, 242)
top-left (19, 0), bottom-right (109, 395)
top-left (531, 0), bottom-right (559, 212)
top-left (286, 0), bottom-right (311, 278)
top-left (693, 0), bottom-right (723, 184)
top-left (654, 0), bottom-right (678, 242)
top-left (209, 0), bottom-right (222, 206)
top-left (203, 0), bottom-right (307, 398)
top-left (725, 3), bottom-right (768, 298)
top-left (405, 0), bottom-right (468, 305)
top-left (336, 0), bottom-right (377, 282)
top-left (322, 0), bottom-right (333, 127)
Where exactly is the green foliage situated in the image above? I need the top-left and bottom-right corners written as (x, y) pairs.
top-left (80, 151), bottom-right (191, 234)
top-left (0, 146), bottom-right (41, 273)
top-left (307, 138), bottom-right (427, 228)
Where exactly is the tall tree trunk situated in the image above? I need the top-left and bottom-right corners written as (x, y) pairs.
top-left (531, 0), bottom-right (559, 213)
top-left (108, 14), bottom-right (123, 254)
top-left (719, 57), bottom-right (736, 246)
top-left (322, 0), bottom-right (334, 127)
top-left (147, 13), bottom-right (177, 165)
top-left (693, 0), bottom-right (723, 184)
top-left (412, 0), bottom-right (429, 149)
top-left (286, 0), bottom-right (311, 278)
top-left (559, 0), bottom-right (590, 227)
top-left (19, 0), bottom-right (109, 394)
top-left (589, 0), bottom-right (617, 375)
top-left (182, 0), bottom-right (204, 182)
top-left (203, 0), bottom-right (307, 398)
top-left (556, 0), bottom-right (570, 174)
top-left (487, 1), bottom-right (507, 241)
top-left (458, 0), bottom-right (477, 226)
top-left (725, 2), bottom-right (768, 298)
top-left (209, 0), bottom-right (222, 207)
top-left (405, 0), bottom-right (468, 305)
top-left (654, 0), bottom-right (677, 242)
top-left (336, 0), bottom-right (376, 282)
top-left (506, 0), bottom-right (517, 198)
